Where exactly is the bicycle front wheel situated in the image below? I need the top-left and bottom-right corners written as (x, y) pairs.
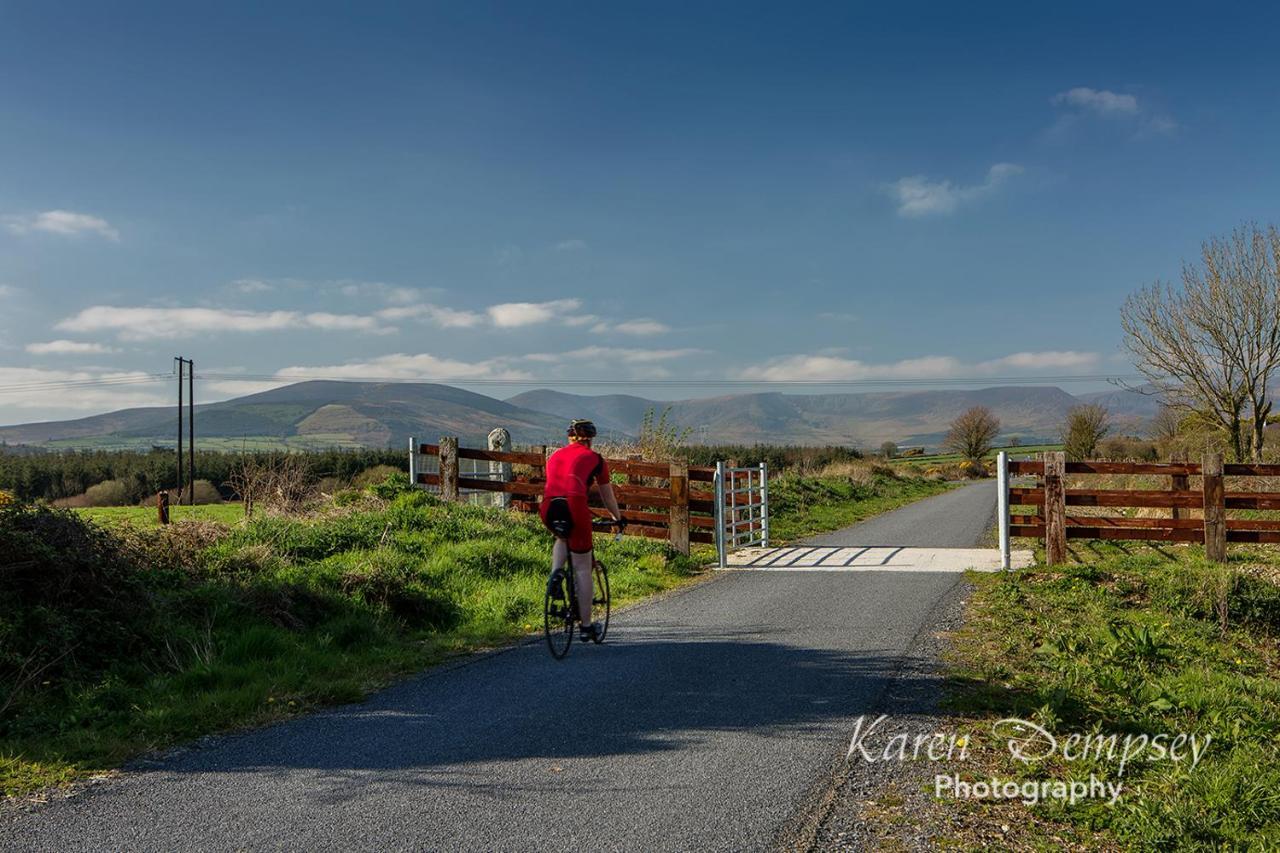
top-left (544, 576), bottom-right (574, 659)
top-left (592, 561), bottom-right (610, 643)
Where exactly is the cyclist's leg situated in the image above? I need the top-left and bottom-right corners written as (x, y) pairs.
top-left (570, 548), bottom-right (594, 625)
top-left (551, 537), bottom-right (568, 573)
top-left (565, 495), bottom-right (596, 626)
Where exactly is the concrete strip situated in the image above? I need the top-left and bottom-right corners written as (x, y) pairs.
top-left (723, 546), bottom-right (1034, 573)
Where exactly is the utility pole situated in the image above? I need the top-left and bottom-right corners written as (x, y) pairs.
top-left (188, 358), bottom-right (194, 505)
top-left (176, 357), bottom-right (184, 505)
top-left (175, 357), bottom-right (194, 505)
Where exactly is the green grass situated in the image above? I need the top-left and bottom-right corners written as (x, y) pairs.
top-left (766, 471), bottom-right (953, 543)
top-left (1, 491), bottom-right (704, 798)
top-left (890, 443), bottom-right (1063, 466)
top-left (76, 504), bottom-right (246, 526)
top-left (941, 544), bottom-right (1280, 848)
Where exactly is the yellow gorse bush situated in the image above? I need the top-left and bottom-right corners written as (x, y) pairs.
top-left (0, 490), bottom-right (14, 507)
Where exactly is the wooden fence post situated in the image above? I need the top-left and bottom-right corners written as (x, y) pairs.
top-left (668, 460), bottom-right (690, 555)
top-left (1202, 451), bottom-right (1226, 562)
top-left (157, 490), bottom-right (170, 525)
top-left (440, 436), bottom-right (460, 502)
top-left (1170, 452), bottom-right (1188, 521)
top-left (1044, 451), bottom-right (1067, 565)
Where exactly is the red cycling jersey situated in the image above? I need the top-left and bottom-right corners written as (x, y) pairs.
top-left (542, 442), bottom-right (610, 499)
top-left (540, 443), bottom-right (610, 552)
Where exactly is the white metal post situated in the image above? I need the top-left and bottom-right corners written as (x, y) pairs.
top-left (997, 450), bottom-right (1010, 570)
top-left (408, 436), bottom-right (417, 489)
top-left (714, 461), bottom-right (727, 568)
top-left (759, 461), bottom-right (769, 548)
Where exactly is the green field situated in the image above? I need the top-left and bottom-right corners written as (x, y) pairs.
top-left (889, 443), bottom-right (1064, 466)
top-left (77, 504), bottom-right (247, 526)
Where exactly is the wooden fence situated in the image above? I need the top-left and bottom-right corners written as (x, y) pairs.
top-left (413, 438), bottom-right (717, 554)
top-left (1007, 451), bottom-right (1280, 563)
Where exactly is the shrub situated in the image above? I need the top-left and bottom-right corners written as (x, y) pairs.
top-left (83, 479), bottom-right (132, 507)
top-left (352, 465), bottom-right (403, 490)
top-left (189, 480), bottom-right (223, 504)
top-left (0, 503), bottom-right (161, 715)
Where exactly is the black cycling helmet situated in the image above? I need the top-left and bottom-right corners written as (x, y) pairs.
top-left (567, 419), bottom-right (597, 439)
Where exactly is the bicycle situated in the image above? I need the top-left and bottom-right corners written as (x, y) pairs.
top-left (544, 520), bottom-right (621, 659)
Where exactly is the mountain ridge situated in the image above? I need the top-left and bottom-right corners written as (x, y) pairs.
top-left (0, 380), bottom-right (1162, 451)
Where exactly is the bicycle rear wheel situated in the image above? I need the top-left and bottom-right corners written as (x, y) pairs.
top-left (544, 574), bottom-right (574, 659)
top-left (592, 561), bottom-right (610, 643)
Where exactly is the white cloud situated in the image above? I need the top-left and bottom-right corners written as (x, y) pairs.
top-left (887, 163), bottom-right (1023, 217)
top-left (739, 350), bottom-right (1101, 381)
top-left (487, 299), bottom-right (582, 328)
top-left (25, 339), bottom-right (119, 355)
top-left (0, 368), bottom-right (167, 414)
top-left (1050, 87), bottom-right (1175, 136)
top-left (232, 278), bottom-right (274, 293)
top-left (563, 314), bottom-right (599, 328)
top-left (375, 303), bottom-right (484, 328)
top-left (55, 305), bottom-right (395, 341)
top-left (979, 350), bottom-right (1099, 371)
top-left (5, 210), bottom-right (119, 240)
top-left (611, 319), bottom-right (671, 336)
top-left (0, 285), bottom-right (18, 298)
top-left (554, 239), bottom-right (588, 251)
top-left (1052, 87), bottom-right (1139, 115)
top-left (275, 352), bottom-right (533, 382)
top-left (558, 346), bottom-right (702, 364)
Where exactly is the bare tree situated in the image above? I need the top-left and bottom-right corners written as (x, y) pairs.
top-left (879, 441), bottom-right (897, 459)
top-left (942, 406), bottom-right (1001, 462)
top-left (1121, 223), bottom-right (1280, 462)
top-left (1148, 404), bottom-right (1183, 445)
top-left (1061, 404), bottom-right (1110, 460)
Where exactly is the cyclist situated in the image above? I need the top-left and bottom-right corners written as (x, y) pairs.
top-left (541, 419), bottom-right (624, 641)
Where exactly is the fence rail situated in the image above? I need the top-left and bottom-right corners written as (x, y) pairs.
top-left (412, 437), bottom-right (716, 554)
top-left (1004, 452), bottom-right (1280, 562)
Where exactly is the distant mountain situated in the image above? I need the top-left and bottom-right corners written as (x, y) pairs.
top-left (1075, 385), bottom-right (1162, 432)
top-left (511, 385), bottom-right (1087, 446)
top-left (0, 381), bottom-right (566, 450)
top-left (505, 390), bottom-right (655, 436)
top-left (0, 380), bottom-right (1166, 452)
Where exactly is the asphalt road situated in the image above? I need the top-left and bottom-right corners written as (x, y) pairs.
top-left (2, 482), bottom-right (997, 852)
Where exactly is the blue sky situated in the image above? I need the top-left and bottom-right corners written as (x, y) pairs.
top-left (2, 1), bottom-right (1279, 423)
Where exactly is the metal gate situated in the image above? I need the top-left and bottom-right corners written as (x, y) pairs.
top-left (714, 462), bottom-right (770, 567)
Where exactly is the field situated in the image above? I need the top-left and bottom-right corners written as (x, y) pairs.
top-left (854, 543), bottom-right (1280, 848)
top-left (77, 504), bottom-right (246, 526)
top-left (889, 443), bottom-right (1064, 466)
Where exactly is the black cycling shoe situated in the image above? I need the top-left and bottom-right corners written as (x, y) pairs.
top-left (546, 569), bottom-right (565, 600)
top-left (579, 621), bottom-right (603, 642)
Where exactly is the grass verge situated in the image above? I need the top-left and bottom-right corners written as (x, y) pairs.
top-left (767, 468), bottom-right (953, 543)
top-left (924, 544), bottom-right (1280, 848)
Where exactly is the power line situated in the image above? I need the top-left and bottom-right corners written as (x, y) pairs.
top-left (195, 371), bottom-right (1145, 389)
top-left (0, 374), bottom-right (171, 396)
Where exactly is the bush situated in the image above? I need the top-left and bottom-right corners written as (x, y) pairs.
top-left (0, 503), bottom-right (161, 715)
top-left (189, 480), bottom-right (223, 504)
top-left (352, 465), bottom-right (403, 490)
top-left (83, 479), bottom-right (132, 507)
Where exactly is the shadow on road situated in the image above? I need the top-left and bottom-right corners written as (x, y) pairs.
top-left (151, 628), bottom-right (946, 795)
